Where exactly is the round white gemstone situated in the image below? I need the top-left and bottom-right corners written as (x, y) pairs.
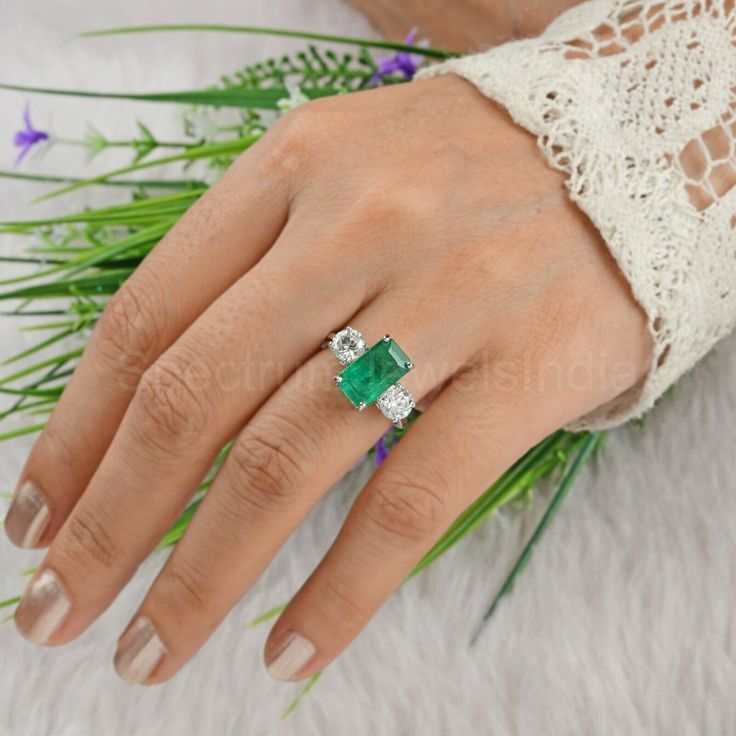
top-left (376, 383), bottom-right (415, 423)
top-left (330, 327), bottom-right (367, 365)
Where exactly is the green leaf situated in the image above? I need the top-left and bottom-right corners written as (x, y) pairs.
top-left (469, 431), bottom-right (605, 645)
top-left (410, 431), bottom-right (572, 577)
top-left (29, 137), bottom-right (257, 201)
top-left (0, 596), bottom-right (20, 611)
top-left (244, 604), bottom-right (287, 629)
top-left (0, 83), bottom-right (340, 111)
top-left (2, 328), bottom-right (76, 365)
top-left (0, 170), bottom-right (202, 190)
top-left (81, 24), bottom-right (456, 59)
top-left (0, 422), bottom-right (46, 441)
top-left (281, 673), bottom-right (323, 720)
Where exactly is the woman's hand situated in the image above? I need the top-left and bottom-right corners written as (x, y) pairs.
top-left (6, 76), bottom-right (650, 684)
top-left (345, 0), bottom-right (584, 51)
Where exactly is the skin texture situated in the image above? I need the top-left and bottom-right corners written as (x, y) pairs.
top-left (7, 75), bottom-right (651, 684)
top-left (344, 0), bottom-right (585, 50)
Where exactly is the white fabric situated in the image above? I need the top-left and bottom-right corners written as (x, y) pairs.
top-left (419, 0), bottom-right (736, 428)
top-left (1, 2), bottom-right (735, 735)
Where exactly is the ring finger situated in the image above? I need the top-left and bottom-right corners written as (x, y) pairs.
top-left (111, 311), bottom-right (472, 684)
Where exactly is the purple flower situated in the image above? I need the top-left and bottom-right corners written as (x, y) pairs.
top-left (13, 103), bottom-right (49, 166)
top-left (370, 28), bottom-right (427, 85)
top-left (373, 430), bottom-right (392, 467)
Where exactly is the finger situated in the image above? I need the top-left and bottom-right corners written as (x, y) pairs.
top-left (263, 359), bottom-right (562, 681)
top-left (110, 313), bottom-right (470, 685)
top-left (12, 238), bottom-right (361, 647)
top-left (5, 138), bottom-right (289, 549)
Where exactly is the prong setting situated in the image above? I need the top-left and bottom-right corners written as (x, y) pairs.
top-left (329, 328), bottom-right (414, 422)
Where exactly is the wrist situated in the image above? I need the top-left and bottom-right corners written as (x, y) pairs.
top-left (509, 0), bottom-right (586, 39)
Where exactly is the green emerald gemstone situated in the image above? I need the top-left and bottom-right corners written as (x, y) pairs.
top-left (337, 337), bottom-right (412, 408)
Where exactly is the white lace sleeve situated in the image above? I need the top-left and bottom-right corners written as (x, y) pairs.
top-left (418, 0), bottom-right (736, 429)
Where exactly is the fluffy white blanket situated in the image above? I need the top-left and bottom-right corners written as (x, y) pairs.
top-left (0, 1), bottom-right (734, 734)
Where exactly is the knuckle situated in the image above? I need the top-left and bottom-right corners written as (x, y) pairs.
top-left (317, 575), bottom-right (366, 632)
top-left (36, 414), bottom-right (83, 475)
top-left (161, 561), bottom-right (208, 612)
top-left (267, 104), bottom-right (320, 171)
top-left (350, 187), bottom-right (426, 232)
top-left (361, 471), bottom-right (448, 547)
top-left (62, 507), bottom-right (118, 569)
top-left (94, 274), bottom-right (164, 375)
top-left (224, 421), bottom-right (310, 516)
top-left (132, 355), bottom-right (211, 454)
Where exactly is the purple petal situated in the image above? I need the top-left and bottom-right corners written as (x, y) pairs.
top-left (373, 435), bottom-right (390, 467)
top-left (22, 102), bottom-right (32, 132)
top-left (14, 143), bottom-right (32, 167)
top-left (404, 27), bottom-right (419, 46)
top-left (396, 53), bottom-right (418, 79)
top-left (14, 130), bottom-right (31, 146)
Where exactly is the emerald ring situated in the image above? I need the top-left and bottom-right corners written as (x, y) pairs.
top-left (326, 327), bottom-right (416, 428)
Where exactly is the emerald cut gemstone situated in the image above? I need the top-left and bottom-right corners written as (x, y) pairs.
top-left (337, 337), bottom-right (413, 408)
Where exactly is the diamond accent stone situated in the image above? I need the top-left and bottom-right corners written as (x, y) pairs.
top-left (376, 383), bottom-right (415, 423)
top-left (329, 327), bottom-right (367, 365)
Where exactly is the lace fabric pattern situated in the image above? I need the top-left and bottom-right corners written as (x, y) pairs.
top-left (418, 0), bottom-right (736, 428)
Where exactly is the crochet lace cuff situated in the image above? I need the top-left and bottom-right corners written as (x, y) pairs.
top-left (418, 0), bottom-right (736, 429)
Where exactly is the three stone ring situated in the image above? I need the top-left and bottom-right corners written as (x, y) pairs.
top-left (326, 327), bottom-right (416, 428)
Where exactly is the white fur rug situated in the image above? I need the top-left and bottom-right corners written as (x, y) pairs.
top-left (1, 1), bottom-right (735, 734)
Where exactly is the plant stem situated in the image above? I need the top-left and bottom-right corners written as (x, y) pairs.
top-left (81, 24), bottom-right (456, 59)
top-left (0, 170), bottom-right (205, 189)
top-left (469, 431), bottom-right (605, 645)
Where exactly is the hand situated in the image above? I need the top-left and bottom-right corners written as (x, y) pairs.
top-left (6, 75), bottom-right (650, 684)
top-left (345, 0), bottom-right (584, 51)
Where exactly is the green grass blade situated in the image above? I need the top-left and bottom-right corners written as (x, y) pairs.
top-left (0, 170), bottom-right (205, 189)
top-left (3, 328), bottom-right (76, 365)
top-left (469, 431), bottom-right (605, 645)
top-left (0, 270), bottom-right (130, 300)
top-left (0, 348), bottom-right (82, 386)
top-left (81, 24), bottom-right (455, 59)
top-left (0, 83), bottom-right (339, 112)
top-left (0, 188), bottom-right (203, 232)
top-left (244, 604), bottom-right (287, 629)
top-left (0, 386), bottom-right (63, 398)
top-left (32, 136), bottom-right (258, 201)
top-left (157, 499), bottom-right (203, 549)
top-left (281, 673), bottom-right (323, 720)
top-left (0, 596), bottom-right (20, 611)
top-left (0, 422), bottom-right (46, 441)
top-left (410, 431), bottom-right (570, 577)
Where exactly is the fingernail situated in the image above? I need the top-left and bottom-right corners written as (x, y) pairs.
top-left (15, 570), bottom-right (71, 645)
top-left (5, 480), bottom-right (50, 548)
top-left (114, 617), bottom-right (168, 685)
top-left (266, 632), bottom-right (316, 681)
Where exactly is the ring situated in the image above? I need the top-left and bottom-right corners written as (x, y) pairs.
top-left (326, 326), bottom-right (416, 428)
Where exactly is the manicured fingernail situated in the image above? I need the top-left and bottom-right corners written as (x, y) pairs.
top-left (5, 480), bottom-right (50, 548)
top-left (266, 632), bottom-right (316, 681)
top-left (114, 617), bottom-right (168, 685)
top-left (15, 570), bottom-right (70, 645)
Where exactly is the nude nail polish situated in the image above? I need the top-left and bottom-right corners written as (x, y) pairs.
top-left (114, 617), bottom-right (168, 685)
top-left (266, 632), bottom-right (316, 681)
top-left (15, 570), bottom-right (71, 645)
top-left (5, 480), bottom-right (50, 548)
